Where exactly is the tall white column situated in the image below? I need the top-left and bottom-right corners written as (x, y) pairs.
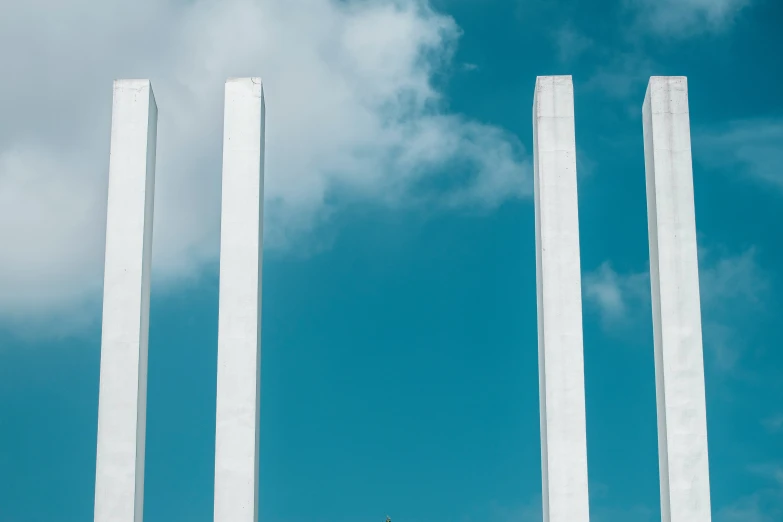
top-left (214, 77), bottom-right (265, 522)
top-left (94, 79), bottom-right (157, 522)
top-left (643, 76), bottom-right (712, 522)
top-left (533, 75), bottom-right (590, 522)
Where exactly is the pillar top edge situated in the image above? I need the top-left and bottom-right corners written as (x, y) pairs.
top-left (533, 75), bottom-right (574, 115)
top-left (535, 75), bottom-right (573, 85)
top-left (225, 77), bottom-right (265, 100)
top-left (644, 76), bottom-right (690, 109)
top-left (227, 77), bottom-right (264, 85)
top-left (112, 79), bottom-right (156, 106)
top-left (534, 76), bottom-right (574, 98)
top-left (113, 79), bottom-right (151, 87)
top-left (646, 76), bottom-right (688, 93)
top-left (648, 75), bottom-right (688, 82)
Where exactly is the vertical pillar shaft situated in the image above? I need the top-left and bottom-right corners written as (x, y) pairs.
top-left (94, 79), bottom-right (157, 522)
top-left (643, 76), bottom-right (712, 522)
top-left (533, 75), bottom-right (590, 522)
top-left (214, 77), bottom-right (265, 522)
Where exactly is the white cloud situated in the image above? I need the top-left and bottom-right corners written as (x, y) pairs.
top-left (0, 0), bottom-right (530, 329)
top-left (583, 262), bottom-right (649, 328)
top-left (696, 119), bottom-right (783, 192)
top-left (631, 0), bottom-right (752, 37)
top-left (583, 248), bottom-right (769, 371)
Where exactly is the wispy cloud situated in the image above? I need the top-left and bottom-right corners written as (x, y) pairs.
top-left (762, 414), bottom-right (783, 434)
top-left (699, 247), bottom-right (770, 371)
top-left (486, 493), bottom-right (654, 522)
top-left (717, 463), bottom-right (783, 522)
top-left (576, 0), bottom-right (751, 102)
top-left (628, 0), bottom-right (753, 38)
top-left (695, 119), bottom-right (783, 192)
top-left (553, 24), bottom-right (594, 62)
top-left (0, 0), bottom-right (530, 330)
top-left (582, 50), bottom-right (657, 101)
top-left (749, 463), bottom-right (783, 487)
top-left (699, 247), bottom-right (769, 307)
top-left (583, 262), bottom-right (649, 329)
top-left (578, 482), bottom-right (654, 522)
top-left (583, 247), bottom-right (769, 372)
top-left (487, 499), bottom-right (541, 522)
top-left (593, 504), bottom-right (654, 522)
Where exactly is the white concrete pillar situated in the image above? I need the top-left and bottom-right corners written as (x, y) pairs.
top-left (643, 76), bottom-right (712, 522)
top-left (94, 79), bottom-right (157, 522)
top-left (533, 75), bottom-right (591, 522)
top-left (214, 77), bottom-right (265, 522)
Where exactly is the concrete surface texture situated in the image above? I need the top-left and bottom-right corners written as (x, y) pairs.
top-left (213, 77), bottom-right (266, 522)
top-left (643, 76), bottom-right (712, 522)
top-left (533, 75), bottom-right (591, 522)
top-left (94, 79), bottom-right (157, 522)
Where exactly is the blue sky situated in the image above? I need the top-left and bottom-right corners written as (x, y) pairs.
top-left (1, 0), bottom-right (782, 521)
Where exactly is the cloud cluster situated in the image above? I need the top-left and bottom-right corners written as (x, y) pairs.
top-left (555, 0), bottom-right (754, 103)
top-left (631, 0), bottom-right (752, 37)
top-left (0, 0), bottom-right (530, 328)
top-left (695, 119), bottom-right (783, 192)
